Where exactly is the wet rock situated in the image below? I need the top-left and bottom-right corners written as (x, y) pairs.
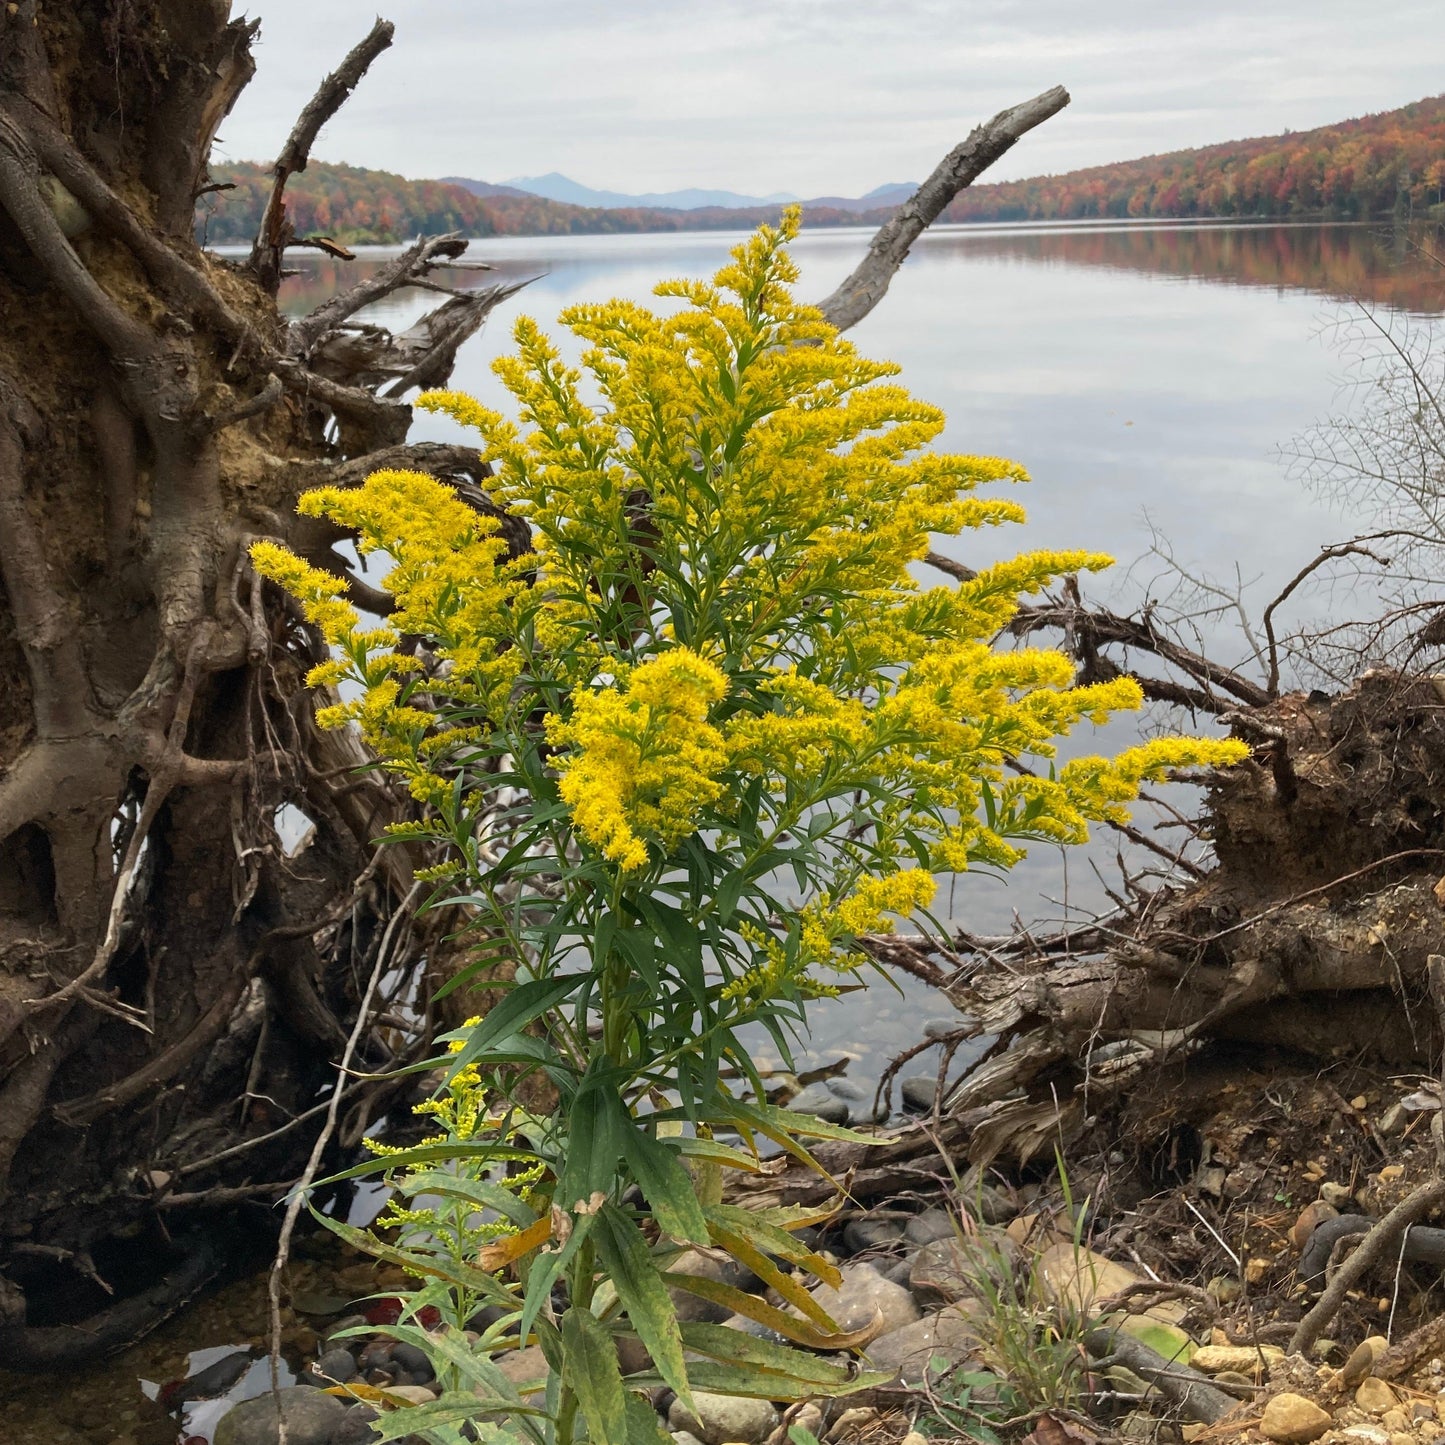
top-left (899, 1076), bottom-right (937, 1112)
top-left (308, 1346), bottom-right (358, 1384)
top-left (331, 1403), bottom-right (381, 1445)
top-left (668, 1389), bottom-right (778, 1444)
top-left (809, 1260), bottom-right (920, 1335)
top-left (904, 1208), bottom-right (956, 1246)
top-left (720, 1310), bottom-right (785, 1345)
top-left (843, 1216), bottom-right (907, 1255)
top-left (1356, 1378), bottom-right (1399, 1414)
top-left (923, 1016), bottom-right (961, 1039)
top-left (865, 1302), bottom-right (982, 1384)
top-left (826, 1078), bottom-right (866, 1101)
top-left (388, 1341), bottom-right (434, 1380)
top-left (213, 1386), bottom-right (349, 1445)
top-left (788, 1083), bottom-right (850, 1125)
top-left (1260, 1393), bottom-right (1331, 1444)
top-left (179, 1349), bottom-right (255, 1398)
top-left (909, 1231), bottom-right (1017, 1306)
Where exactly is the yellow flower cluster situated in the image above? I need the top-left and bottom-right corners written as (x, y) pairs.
top-left (254, 204), bottom-right (1249, 1007)
top-left (544, 649), bottom-right (728, 872)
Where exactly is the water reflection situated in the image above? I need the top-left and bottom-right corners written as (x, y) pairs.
top-left (265, 219), bottom-right (1445, 319)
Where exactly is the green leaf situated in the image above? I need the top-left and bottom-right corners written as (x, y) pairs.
top-left (353, 1390), bottom-right (547, 1443)
top-left (619, 1124), bottom-right (709, 1246)
top-left (594, 1203), bottom-right (692, 1411)
top-left (561, 1306), bottom-right (628, 1445)
top-left (556, 1070), bottom-right (627, 1211)
top-left (447, 973), bottom-right (589, 1078)
top-left (624, 1390), bottom-right (675, 1444)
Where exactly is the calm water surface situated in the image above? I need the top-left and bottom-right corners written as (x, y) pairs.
top-left (276, 220), bottom-right (1445, 1068)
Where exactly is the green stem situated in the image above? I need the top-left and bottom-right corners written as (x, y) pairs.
top-left (554, 1236), bottom-right (598, 1445)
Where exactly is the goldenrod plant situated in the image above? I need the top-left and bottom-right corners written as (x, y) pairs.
top-left (255, 209), bottom-right (1246, 1443)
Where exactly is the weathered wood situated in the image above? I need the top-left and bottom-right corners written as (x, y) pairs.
top-left (817, 86), bottom-right (1069, 331)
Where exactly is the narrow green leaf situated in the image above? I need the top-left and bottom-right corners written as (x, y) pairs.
top-left (679, 1320), bottom-right (878, 1384)
top-left (447, 973), bottom-right (589, 1078)
top-left (562, 1306), bottom-right (628, 1445)
top-left (595, 1203), bottom-right (692, 1411)
top-left (619, 1124), bottom-right (709, 1246)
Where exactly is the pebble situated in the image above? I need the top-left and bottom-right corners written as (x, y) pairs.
top-left (903, 1208), bottom-right (956, 1245)
top-left (909, 1231), bottom-right (1016, 1306)
top-left (1290, 1200), bottom-right (1340, 1251)
top-left (787, 1083), bottom-right (850, 1125)
top-left (176, 1349), bottom-right (256, 1399)
top-left (1259, 1392), bottom-right (1332, 1444)
top-left (1356, 1378), bottom-right (1400, 1414)
top-left (1320, 1181), bottom-right (1355, 1208)
top-left (865, 1302), bottom-right (983, 1384)
top-left (668, 1248), bottom-right (759, 1324)
top-left (899, 1076), bottom-right (937, 1112)
top-left (379, 1383), bottom-right (438, 1403)
top-left (668, 1389), bottom-right (778, 1444)
top-left (308, 1346), bottom-right (358, 1384)
top-left (923, 1016), bottom-right (961, 1039)
top-left (331, 1403), bottom-right (381, 1445)
top-left (827, 1407), bottom-right (880, 1440)
top-left (388, 1340), bottom-right (434, 1380)
top-left (842, 1216), bottom-right (907, 1254)
top-left (1189, 1343), bottom-right (1283, 1376)
top-left (826, 1077), bottom-right (866, 1101)
top-left (670, 1434), bottom-right (706, 1445)
top-left (1336, 1340), bottom-right (1378, 1389)
top-left (213, 1386), bottom-right (349, 1445)
top-left (809, 1260), bottom-right (921, 1335)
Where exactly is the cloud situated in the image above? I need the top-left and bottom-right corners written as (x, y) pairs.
top-left (218, 0), bottom-right (1445, 196)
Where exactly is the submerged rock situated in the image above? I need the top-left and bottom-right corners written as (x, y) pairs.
top-left (213, 1386), bottom-right (348, 1445)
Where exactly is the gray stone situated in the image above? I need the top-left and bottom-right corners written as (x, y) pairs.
top-left (388, 1341), bottom-right (433, 1379)
top-left (843, 1215), bottom-right (907, 1255)
top-left (668, 1389), bottom-right (779, 1444)
top-left (671, 1434), bottom-right (706, 1445)
top-left (881, 1253), bottom-right (918, 1288)
top-left (923, 1016), bottom-right (962, 1039)
top-left (866, 1305), bottom-right (986, 1386)
top-left (330, 1403), bottom-right (381, 1445)
top-left (909, 1230), bottom-right (1019, 1306)
top-left (788, 1083), bottom-right (850, 1124)
top-left (720, 1310), bottom-right (785, 1345)
top-left (213, 1387), bottom-right (349, 1445)
top-left (308, 1346), bottom-right (358, 1384)
top-left (900, 1076), bottom-right (937, 1112)
top-left (960, 1182), bottom-right (1018, 1225)
top-left (809, 1261), bottom-right (921, 1335)
top-left (826, 1077), bottom-right (866, 1101)
top-left (904, 1208), bottom-right (956, 1246)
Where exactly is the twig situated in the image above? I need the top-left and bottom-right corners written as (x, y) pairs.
top-left (1289, 1177), bottom-right (1445, 1355)
top-left (1263, 541), bottom-right (1390, 696)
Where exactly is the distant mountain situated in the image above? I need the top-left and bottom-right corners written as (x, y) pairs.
top-left (500, 171), bottom-right (799, 211)
top-left (438, 177), bottom-right (535, 200)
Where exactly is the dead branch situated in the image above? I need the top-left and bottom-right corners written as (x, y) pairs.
top-left (818, 86), bottom-right (1069, 331)
top-left (1083, 1324), bottom-right (1237, 1423)
top-left (250, 19), bottom-right (396, 292)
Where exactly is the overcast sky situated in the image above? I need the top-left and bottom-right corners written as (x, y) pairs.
top-left (218, 1), bottom-right (1445, 198)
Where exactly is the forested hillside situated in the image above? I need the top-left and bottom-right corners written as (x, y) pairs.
top-left (200, 93), bottom-right (1445, 244)
top-left (944, 93), bottom-right (1445, 223)
top-left (197, 161), bottom-right (859, 243)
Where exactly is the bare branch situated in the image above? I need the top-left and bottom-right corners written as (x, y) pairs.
top-left (287, 232), bottom-right (470, 358)
top-left (817, 86), bottom-right (1070, 332)
top-left (249, 19), bottom-right (396, 292)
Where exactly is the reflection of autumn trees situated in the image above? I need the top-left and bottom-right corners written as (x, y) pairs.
top-left (946, 95), bottom-right (1445, 225)
top-left (955, 223), bottom-right (1445, 314)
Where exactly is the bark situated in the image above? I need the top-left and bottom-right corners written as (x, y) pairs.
top-left (0, 2), bottom-right (513, 1362)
